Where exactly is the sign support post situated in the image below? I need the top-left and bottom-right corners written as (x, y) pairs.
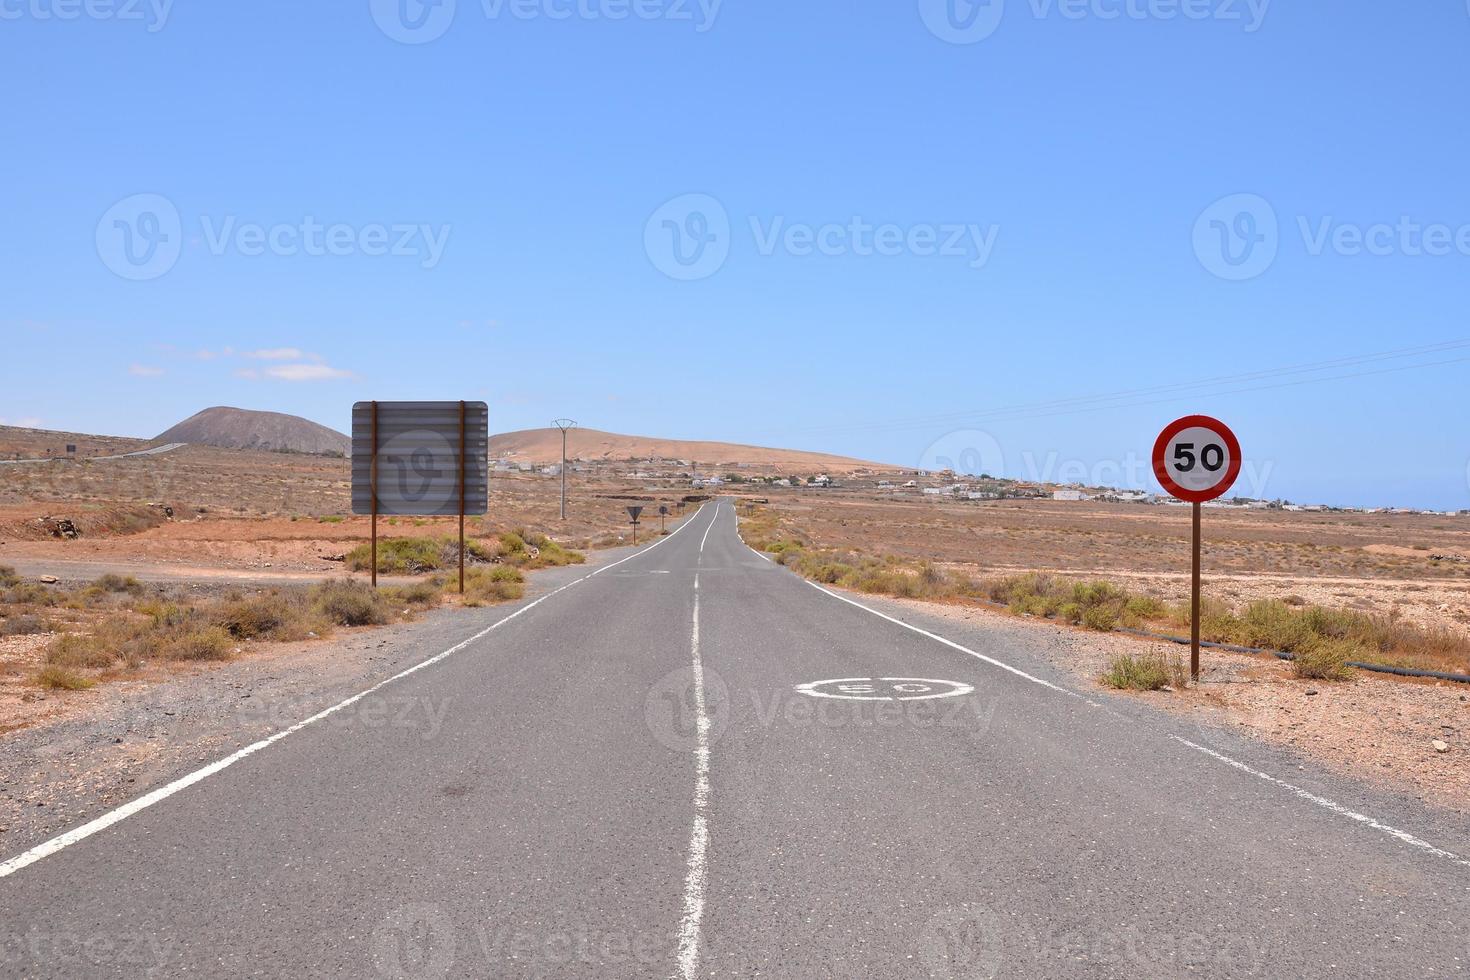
top-left (370, 400), bottom-right (379, 589)
top-left (458, 400), bottom-right (467, 595)
top-left (1152, 415), bottom-right (1242, 685)
top-left (1191, 500), bottom-right (1202, 681)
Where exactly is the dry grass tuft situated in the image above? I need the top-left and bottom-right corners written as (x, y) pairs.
top-left (1100, 652), bottom-right (1188, 691)
top-left (460, 566), bottom-right (525, 606)
top-left (36, 665), bottom-right (95, 690)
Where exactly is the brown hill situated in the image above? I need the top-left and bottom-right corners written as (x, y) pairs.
top-left (489, 427), bottom-right (891, 472)
top-left (154, 407), bottom-right (350, 456)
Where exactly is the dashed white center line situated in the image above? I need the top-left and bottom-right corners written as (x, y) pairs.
top-left (674, 572), bottom-right (712, 980)
top-left (699, 504), bottom-right (718, 554)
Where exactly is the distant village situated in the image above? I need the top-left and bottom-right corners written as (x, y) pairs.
top-left (492, 453), bottom-right (1469, 518)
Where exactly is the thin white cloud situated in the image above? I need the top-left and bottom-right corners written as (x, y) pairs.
top-left (246, 347), bottom-right (317, 361)
top-left (0, 416), bottom-right (44, 428)
top-left (233, 368), bottom-right (260, 380)
top-left (264, 363), bottom-right (354, 382)
top-left (129, 364), bottom-right (165, 377)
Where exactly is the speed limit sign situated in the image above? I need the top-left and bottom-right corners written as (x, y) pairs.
top-left (1152, 415), bottom-right (1241, 503)
top-left (1151, 415), bottom-right (1242, 683)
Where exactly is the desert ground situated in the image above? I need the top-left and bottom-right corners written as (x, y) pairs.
top-left (4, 430), bottom-right (1470, 820)
top-left (740, 491), bottom-right (1470, 639)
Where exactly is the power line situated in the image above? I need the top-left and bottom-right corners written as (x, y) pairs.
top-left (781, 339), bottom-right (1470, 438)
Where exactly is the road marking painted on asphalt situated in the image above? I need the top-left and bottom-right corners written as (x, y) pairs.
top-left (732, 522), bottom-right (1470, 873)
top-left (674, 573), bottom-right (712, 980)
top-left (699, 502), bottom-right (720, 554)
top-left (1171, 736), bottom-right (1470, 869)
top-left (802, 580), bottom-right (1086, 700)
top-left (795, 677), bottom-right (975, 701)
top-left (0, 505), bottom-right (707, 880)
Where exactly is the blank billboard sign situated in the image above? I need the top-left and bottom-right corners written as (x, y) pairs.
top-left (351, 401), bottom-right (488, 516)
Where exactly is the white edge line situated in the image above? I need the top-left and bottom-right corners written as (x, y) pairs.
top-left (0, 504), bottom-right (708, 880)
top-left (802, 579), bottom-right (1084, 700)
top-left (749, 535), bottom-right (1470, 872)
top-left (1171, 736), bottom-right (1470, 869)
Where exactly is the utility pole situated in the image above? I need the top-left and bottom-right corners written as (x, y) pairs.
top-left (552, 419), bottom-right (576, 520)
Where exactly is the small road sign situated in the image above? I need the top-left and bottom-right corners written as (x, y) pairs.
top-left (1152, 414), bottom-right (1241, 504)
top-left (1152, 415), bottom-right (1242, 682)
top-left (627, 505), bottom-right (644, 523)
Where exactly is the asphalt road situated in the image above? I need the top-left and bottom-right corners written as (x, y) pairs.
top-left (1, 500), bottom-right (1468, 978)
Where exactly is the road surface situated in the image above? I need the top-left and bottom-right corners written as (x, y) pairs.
top-left (1, 500), bottom-right (1467, 977)
top-left (0, 443), bottom-right (186, 465)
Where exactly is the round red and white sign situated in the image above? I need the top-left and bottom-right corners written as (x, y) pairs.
top-left (1152, 415), bottom-right (1241, 503)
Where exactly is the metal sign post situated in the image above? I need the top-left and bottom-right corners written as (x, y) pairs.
top-left (627, 505), bottom-right (644, 545)
top-left (458, 400), bottom-right (467, 594)
top-left (658, 504), bottom-right (669, 534)
top-left (352, 401), bottom-right (490, 592)
top-left (370, 400), bottom-right (379, 589)
top-left (1152, 415), bottom-right (1242, 683)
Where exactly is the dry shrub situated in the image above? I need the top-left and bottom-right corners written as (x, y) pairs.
top-left (1101, 652), bottom-right (1187, 691)
top-left (94, 573), bottom-right (146, 596)
top-left (213, 590), bottom-right (321, 641)
top-left (36, 665), bottom-right (95, 690)
top-left (1, 614), bottom-right (48, 636)
top-left (46, 628), bottom-right (124, 669)
top-left (6, 581), bottom-right (59, 607)
top-left (311, 580), bottom-right (391, 626)
top-left (382, 580), bottom-right (444, 608)
top-left (461, 566), bottom-right (525, 606)
top-left (1292, 640), bottom-right (1356, 681)
top-left (346, 537), bottom-right (495, 574)
top-left (163, 626), bottom-right (234, 662)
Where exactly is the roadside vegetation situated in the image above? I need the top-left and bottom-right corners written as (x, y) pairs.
top-left (1100, 652), bottom-right (1188, 691)
top-left (346, 530), bottom-right (584, 575)
top-left (737, 507), bottom-right (1470, 681)
top-left (0, 561), bottom-right (528, 696)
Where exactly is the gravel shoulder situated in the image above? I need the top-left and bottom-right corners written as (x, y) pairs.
top-left (0, 555), bottom-right (610, 858)
top-left (885, 594), bottom-right (1470, 814)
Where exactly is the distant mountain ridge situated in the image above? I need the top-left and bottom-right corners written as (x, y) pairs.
top-left (153, 407), bottom-right (350, 456)
top-left (488, 427), bottom-right (891, 471)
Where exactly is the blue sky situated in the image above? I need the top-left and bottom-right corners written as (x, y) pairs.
top-left (3, 1), bottom-right (1468, 509)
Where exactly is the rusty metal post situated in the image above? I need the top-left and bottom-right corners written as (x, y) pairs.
top-left (458, 400), bottom-right (466, 595)
top-left (1191, 501), bottom-right (1202, 683)
top-left (370, 401), bottom-right (379, 589)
